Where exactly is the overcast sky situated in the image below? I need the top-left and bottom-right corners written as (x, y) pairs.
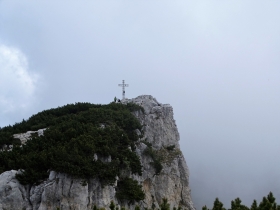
top-left (1, 1), bottom-right (280, 209)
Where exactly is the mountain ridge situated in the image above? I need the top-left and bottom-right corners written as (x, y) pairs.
top-left (0, 95), bottom-right (194, 210)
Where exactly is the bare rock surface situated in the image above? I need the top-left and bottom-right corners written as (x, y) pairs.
top-left (0, 170), bottom-right (29, 210)
top-left (13, 128), bottom-right (46, 145)
top-left (0, 95), bottom-right (194, 210)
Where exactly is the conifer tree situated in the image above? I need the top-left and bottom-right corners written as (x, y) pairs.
top-left (259, 192), bottom-right (278, 210)
top-left (202, 205), bottom-right (208, 210)
top-left (160, 198), bottom-right (170, 210)
top-left (251, 200), bottom-right (258, 210)
top-left (231, 197), bottom-right (249, 210)
top-left (212, 198), bottom-right (226, 210)
top-left (231, 197), bottom-right (242, 210)
top-left (110, 201), bottom-right (115, 210)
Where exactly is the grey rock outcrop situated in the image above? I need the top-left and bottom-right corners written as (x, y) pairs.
top-left (13, 128), bottom-right (46, 145)
top-left (0, 95), bottom-right (194, 210)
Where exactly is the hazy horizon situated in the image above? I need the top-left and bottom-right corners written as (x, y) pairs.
top-left (1, 1), bottom-right (280, 209)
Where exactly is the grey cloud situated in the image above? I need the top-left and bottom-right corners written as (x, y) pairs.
top-left (0, 1), bottom-right (280, 209)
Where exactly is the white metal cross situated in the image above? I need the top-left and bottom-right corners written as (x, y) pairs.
top-left (118, 80), bottom-right (129, 100)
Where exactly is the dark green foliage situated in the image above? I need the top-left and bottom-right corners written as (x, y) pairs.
top-left (141, 139), bottom-right (152, 148)
top-left (152, 159), bottom-right (163, 175)
top-left (160, 198), bottom-right (170, 210)
top-left (0, 102), bottom-right (143, 190)
top-left (231, 198), bottom-right (242, 210)
top-left (202, 205), bottom-right (208, 210)
top-left (110, 201), bottom-right (116, 210)
top-left (166, 145), bottom-right (175, 151)
top-left (93, 202), bottom-right (193, 210)
top-left (259, 192), bottom-right (280, 210)
top-left (212, 198), bottom-right (226, 210)
top-left (251, 200), bottom-right (258, 210)
top-left (116, 177), bottom-right (145, 203)
top-left (81, 180), bottom-right (88, 186)
top-left (204, 192), bottom-right (280, 210)
top-left (231, 198), bottom-right (249, 210)
top-left (125, 102), bottom-right (145, 113)
top-left (0, 102), bottom-right (144, 147)
top-left (143, 146), bottom-right (163, 175)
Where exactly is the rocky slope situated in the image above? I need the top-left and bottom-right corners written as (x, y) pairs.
top-left (0, 95), bottom-right (194, 210)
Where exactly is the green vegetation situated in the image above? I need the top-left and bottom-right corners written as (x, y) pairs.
top-left (143, 146), bottom-right (163, 175)
top-left (0, 102), bottom-right (145, 202)
top-left (203, 192), bottom-right (280, 210)
top-left (0, 102), bottom-right (144, 148)
top-left (92, 198), bottom-right (183, 210)
top-left (116, 177), bottom-right (145, 203)
top-left (165, 145), bottom-right (175, 151)
top-left (141, 139), bottom-right (152, 148)
top-left (143, 142), bottom-right (181, 175)
top-left (155, 147), bottom-right (182, 165)
top-left (160, 198), bottom-right (171, 210)
top-left (110, 201), bottom-right (116, 210)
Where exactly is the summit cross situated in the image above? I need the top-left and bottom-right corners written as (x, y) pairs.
top-left (118, 80), bottom-right (129, 100)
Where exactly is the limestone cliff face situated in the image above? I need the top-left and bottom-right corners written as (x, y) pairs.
top-left (0, 95), bottom-right (194, 210)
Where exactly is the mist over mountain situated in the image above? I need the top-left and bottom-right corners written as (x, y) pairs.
top-left (1, 1), bottom-right (280, 210)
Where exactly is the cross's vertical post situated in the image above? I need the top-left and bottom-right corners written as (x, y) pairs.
top-left (118, 80), bottom-right (129, 100)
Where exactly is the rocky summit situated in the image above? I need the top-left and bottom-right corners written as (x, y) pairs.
top-left (0, 95), bottom-right (194, 210)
